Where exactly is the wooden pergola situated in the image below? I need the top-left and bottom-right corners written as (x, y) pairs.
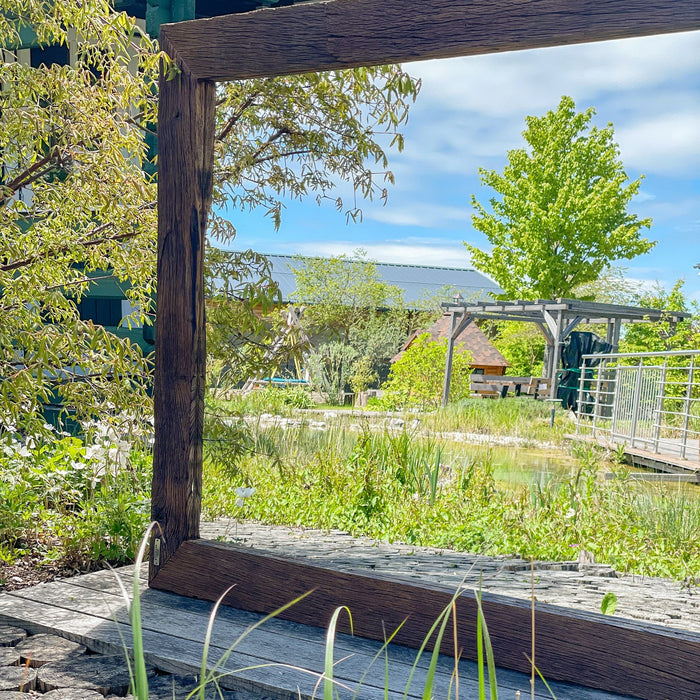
top-left (149, 2), bottom-right (700, 697)
top-left (441, 298), bottom-right (691, 405)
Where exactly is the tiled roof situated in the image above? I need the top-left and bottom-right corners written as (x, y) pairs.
top-left (393, 314), bottom-right (508, 368)
top-left (260, 253), bottom-right (501, 309)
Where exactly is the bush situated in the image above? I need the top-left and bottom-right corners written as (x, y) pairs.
top-left (381, 334), bottom-right (473, 408)
top-left (0, 433), bottom-right (151, 567)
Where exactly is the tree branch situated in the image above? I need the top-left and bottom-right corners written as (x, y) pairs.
top-left (0, 201), bottom-right (155, 273)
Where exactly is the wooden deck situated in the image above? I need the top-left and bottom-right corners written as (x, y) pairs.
top-left (0, 566), bottom-right (634, 700)
top-left (568, 433), bottom-right (700, 477)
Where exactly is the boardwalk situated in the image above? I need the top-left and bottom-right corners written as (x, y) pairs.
top-left (570, 432), bottom-right (700, 477)
top-left (0, 565), bottom-right (631, 700)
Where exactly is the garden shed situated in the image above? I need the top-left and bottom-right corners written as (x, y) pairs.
top-left (393, 313), bottom-right (508, 375)
top-left (149, 1), bottom-right (700, 697)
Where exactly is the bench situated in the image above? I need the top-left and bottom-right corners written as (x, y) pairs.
top-left (470, 375), bottom-right (551, 399)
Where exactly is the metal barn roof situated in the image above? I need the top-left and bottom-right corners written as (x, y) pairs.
top-left (261, 253), bottom-right (501, 308)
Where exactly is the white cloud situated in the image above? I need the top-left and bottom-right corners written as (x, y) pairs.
top-left (633, 190), bottom-right (656, 203)
top-left (617, 112), bottom-right (700, 176)
top-left (393, 31), bottom-right (700, 180)
top-left (406, 31), bottom-right (700, 118)
top-left (293, 240), bottom-right (472, 268)
top-left (367, 203), bottom-right (470, 228)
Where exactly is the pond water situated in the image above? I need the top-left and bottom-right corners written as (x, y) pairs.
top-left (448, 443), bottom-right (580, 486)
top-left (446, 441), bottom-right (700, 496)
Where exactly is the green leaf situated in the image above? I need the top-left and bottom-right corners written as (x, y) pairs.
top-left (601, 591), bottom-right (618, 616)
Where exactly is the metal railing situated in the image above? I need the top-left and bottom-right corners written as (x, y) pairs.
top-left (575, 350), bottom-right (700, 462)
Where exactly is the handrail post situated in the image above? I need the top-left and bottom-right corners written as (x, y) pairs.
top-left (611, 360), bottom-right (621, 439)
top-left (592, 358), bottom-right (606, 435)
top-left (681, 355), bottom-right (695, 460)
top-left (575, 357), bottom-right (587, 434)
top-left (629, 359), bottom-right (644, 448)
top-left (652, 357), bottom-right (667, 454)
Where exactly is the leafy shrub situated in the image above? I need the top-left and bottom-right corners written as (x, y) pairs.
top-left (381, 334), bottom-right (473, 408)
top-left (0, 432), bottom-right (151, 568)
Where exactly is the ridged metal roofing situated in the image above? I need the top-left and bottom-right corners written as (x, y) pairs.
top-left (262, 254), bottom-right (501, 308)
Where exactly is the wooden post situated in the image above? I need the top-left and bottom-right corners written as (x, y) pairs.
top-left (150, 49), bottom-right (216, 578)
top-left (441, 311), bottom-right (458, 407)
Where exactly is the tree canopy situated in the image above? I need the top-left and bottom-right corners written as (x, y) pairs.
top-left (0, 1), bottom-right (160, 435)
top-left (0, 0), bottom-right (420, 433)
top-left (290, 251), bottom-right (409, 402)
top-left (620, 280), bottom-right (699, 353)
top-left (466, 96), bottom-right (654, 301)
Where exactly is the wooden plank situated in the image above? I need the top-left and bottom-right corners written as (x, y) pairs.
top-left (569, 434), bottom-right (700, 474)
top-left (9, 581), bottom-right (561, 699)
top-left (150, 539), bottom-right (700, 700)
top-left (150, 45), bottom-right (216, 577)
top-left (605, 472), bottom-right (700, 483)
top-left (160, 0), bottom-right (700, 82)
top-left (0, 592), bottom-right (390, 700)
top-left (1, 580), bottom-right (625, 700)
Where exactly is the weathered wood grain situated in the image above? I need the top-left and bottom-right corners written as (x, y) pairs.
top-left (0, 592), bottom-right (403, 700)
top-left (161, 0), bottom-right (700, 82)
top-left (151, 42), bottom-right (216, 577)
top-left (15, 633), bottom-right (85, 668)
top-left (40, 690), bottom-right (104, 700)
top-left (0, 665), bottom-right (36, 691)
top-left (62, 571), bottom-right (617, 700)
top-left (6, 582), bottom-right (487, 699)
top-left (0, 626), bottom-right (26, 647)
top-left (0, 647), bottom-right (20, 666)
top-left (4, 577), bottom-right (620, 700)
top-left (36, 655), bottom-right (145, 695)
top-left (151, 539), bottom-right (700, 700)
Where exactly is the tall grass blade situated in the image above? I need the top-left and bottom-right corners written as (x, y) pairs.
top-left (475, 591), bottom-right (498, 700)
top-left (323, 606), bottom-right (353, 700)
top-left (198, 585), bottom-right (236, 700)
top-left (192, 589), bottom-right (315, 693)
top-left (110, 521), bottom-right (159, 700)
top-left (422, 597), bottom-right (454, 700)
top-left (477, 596), bottom-right (484, 700)
top-left (402, 586), bottom-right (463, 700)
top-left (525, 655), bottom-right (558, 700)
top-left (351, 618), bottom-right (406, 700)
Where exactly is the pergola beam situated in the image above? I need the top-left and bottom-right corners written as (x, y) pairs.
top-left (439, 298), bottom-right (691, 403)
top-left (157, 0), bottom-right (698, 81)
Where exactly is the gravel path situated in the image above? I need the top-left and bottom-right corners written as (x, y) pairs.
top-left (202, 520), bottom-right (700, 633)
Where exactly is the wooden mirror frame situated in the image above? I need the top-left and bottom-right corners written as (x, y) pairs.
top-left (148, 2), bottom-right (700, 696)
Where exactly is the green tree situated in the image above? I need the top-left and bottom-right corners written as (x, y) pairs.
top-left (292, 251), bottom-right (405, 343)
top-left (466, 96), bottom-right (654, 300)
top-left (0, 1), bottom-right (160, 435)
top-left (206, 66), bottom-right (420, 395)
top-left (620, 280), bottom-right (699, 353)
top-left (490, 322), bottom-right (545, 376)
top-left (0, 1), bottom-right (420, 432)
top-left (212, 68), bottom-right (419, 233)
top-left (382, 334), bottom-right (473, 409)
top-left (291, 251), bottom-right (409, 402)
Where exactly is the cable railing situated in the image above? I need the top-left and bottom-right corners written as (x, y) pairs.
top-left (575, 350), bottom-right (700, 462)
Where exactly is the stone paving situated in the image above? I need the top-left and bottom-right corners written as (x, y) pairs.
top-left (201, 520), bottom-right (700, 634)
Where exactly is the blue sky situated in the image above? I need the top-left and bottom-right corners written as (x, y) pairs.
top-left (220, 30), bottom-right (700, 303)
